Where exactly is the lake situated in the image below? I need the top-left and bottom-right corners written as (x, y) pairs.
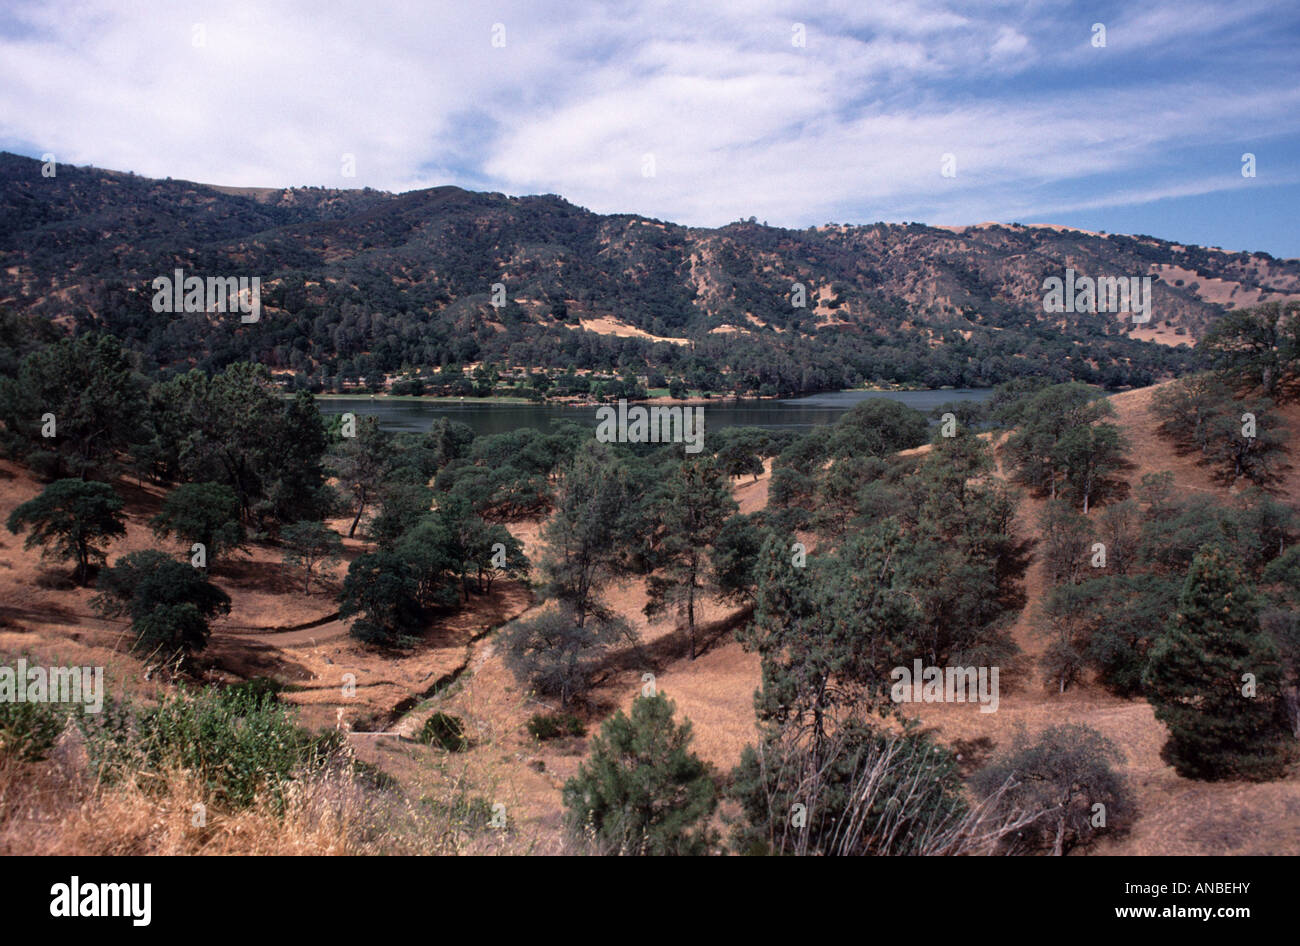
top-left (315, 389), bottom-right (993, 437)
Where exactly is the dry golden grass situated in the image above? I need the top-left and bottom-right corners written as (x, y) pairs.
top-left (3, 381), bottom-right (1299, 855)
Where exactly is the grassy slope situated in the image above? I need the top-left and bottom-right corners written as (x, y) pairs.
top-left (1, 386), bottom-right (1297, 853)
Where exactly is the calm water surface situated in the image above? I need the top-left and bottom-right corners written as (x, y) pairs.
top-left (315, 389), bottom-right (992, 437)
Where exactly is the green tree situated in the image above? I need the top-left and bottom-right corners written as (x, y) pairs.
top-left (1038, 499), bottom-right (1093, 587)
top-left (0, 332), bottom-right (145, 480)
top-left (1143, 545), bottom-right (1291, 780)
top-left (280, 521), bottom-right (344, 594)
top-left (563, 693), bottom-right (717, 855)
top-left (368, 478), bottom-right (433, 548)
top-left (739, 526), bottom-right (917, 748)
top-left (144, 364), bottom-right (333, 525)
top-left (826, 398), bottom-right (928, 458)
top-left (1154, 375), bottom-right (1287, 485)
top-left (711, 512), bottom-right (766, 604)
top-left (1004, 383), bottom-right (1113, 500)
top-left (329, 415), bottom-right (393, 537)
top-left (151, 482), bottom-right (244, 565)
top-left (644, 459), bottom-right (738, 659)
top-left (1052, 420), bottom-right (1127, 513)
top-left (1198, 300), bottom-right (1300, 399)
top-left (93, 550), bottom-right (231, 660)
top-left (6, 479), bottom-right (125, 583)
top-left (338, 549), bottom-right (422, 646)
top-left (538, 443), bottom-right (637, 629)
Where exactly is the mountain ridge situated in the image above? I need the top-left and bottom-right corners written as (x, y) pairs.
top-left (3, 151), bottom-right (1298, 394)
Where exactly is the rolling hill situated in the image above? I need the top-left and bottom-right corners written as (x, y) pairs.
top-left (5, 151), bottom-right (1299, 394)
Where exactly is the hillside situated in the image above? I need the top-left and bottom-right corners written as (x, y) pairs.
top-left (6, 152), bottom-right (1299, 393)
top-left (2, 381), bottom-right (1296, 855)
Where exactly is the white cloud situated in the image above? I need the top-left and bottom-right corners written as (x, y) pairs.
top-left (0, 0), bottom-right (1294, 232)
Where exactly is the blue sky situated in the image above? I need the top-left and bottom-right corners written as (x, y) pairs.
top-left (2, 0), bottom-right (1298, 257)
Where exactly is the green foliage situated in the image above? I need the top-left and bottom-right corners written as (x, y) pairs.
top-left (730, 720), bottom-right (968, 856)
top-left (1144, 545), bottom-right (1291, 780)
top-left (740, 526), bottom-right (920, 739)
top-left (1037, 499), bottom-right (1092, 586)
top-left (418, 712), bottom-right (468, 752)
top-left (563, 693), bottom-right (717, 855)
top-left (6, 479), bottom-right (126, 583)
top-left (826, 398), bottom-right (929, 459)
top-left (527, 712), bottom-right (586, 740)
top-left (536, 443), bottom-right (639, 626)
top-left (142, 364), bottom-right (331, 525)
top-left (393, 496), bottom-right (530, 607)
top-left (711, 512), bottom-right (766, 604)
top-left (971, 724), bottom-right (1132, 855)
top-left (280, 520), bottom-right (344, 594)
top-left (0, 660), bottom-right (64, 761)
top-left (1198, 300), bottom-right (1300, 400)
top-left (1153, 374), bottom-right (1287, 485)
top-left (338, 549), bottom-right (423, 646)
top-left (151, 481), bottom-right (244, 564)
top-left (0, 332), bottom-right (146, 480)
top-left (93, 549), bottom-right (231, 660)
top-left (328, 414), bottom-right (393, 537)
top-left (82, 685), bottom-right (344, 811)
top-left (368, 479), bottom-right (433, 548)
top-left (643, 458), bottom-right (737, 658)
top-left (1003, 382), bottom-right (1124, 507)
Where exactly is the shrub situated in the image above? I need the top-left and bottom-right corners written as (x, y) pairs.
top-left (0, 672), bottom-right (64, 761)
top-left (730, 720), bottom-right (969, 856)
top-left (972, 724), bottom-right (1133, 855)
top-left (527, 712), bottom-right (586, 741)
top-left (82, 686), bottom-right (343, 812)
top-left (92, 550), bottom-right (231, 661)
top-left (419, 712), bottom-right (468, 752)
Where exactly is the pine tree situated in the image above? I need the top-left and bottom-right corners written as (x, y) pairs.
top-left (643, 458), bottom-right (737, 659)
top-left (1143, 544), bottom-right (1290, 780)
top-left (563, 693), bottom-right (717, 855)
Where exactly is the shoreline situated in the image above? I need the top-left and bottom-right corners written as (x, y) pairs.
top-left (307, 385), bottom-right (986, 408)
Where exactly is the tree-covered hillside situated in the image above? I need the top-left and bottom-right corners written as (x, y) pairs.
top-left (5, 152), bottom-right (1297, 394)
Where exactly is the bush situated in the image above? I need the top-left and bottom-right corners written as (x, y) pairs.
top-left (500, 606), bottom-right (629, 707)
top-left (527, 712), bottom-right (586, 741)
top-left (731, 720), bottom-right (968, 856)
top-left (419, 712), bottom-right (468, 752)
top-left (972, 724), bottom-right (1132, 855)
top-left (0, 674), bottom-right (64, 761)
top-left (82, 685), bottom-right (343, 812)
